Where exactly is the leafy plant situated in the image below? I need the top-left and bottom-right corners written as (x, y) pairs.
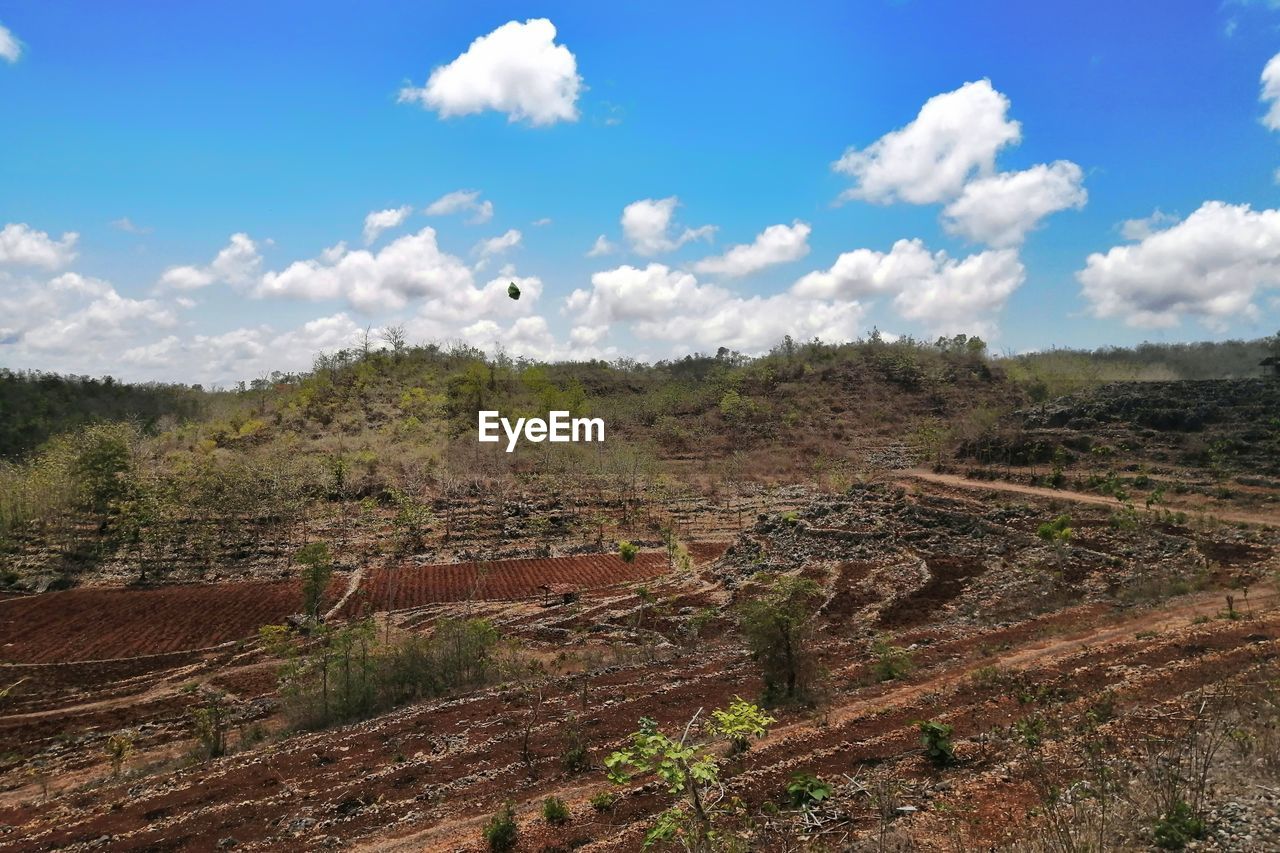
top-left (590, 791), bottom-right (618, 812)
top-left (542, 795), bottom-right (570, 825)
top-left (618, 540), bottom-right (639, 563)
top-left (786, 772), bottom-right (833, 809)
top-left (295, 541), bottom-right (333, 621)
top-left (483, 801), bottom-right (519, 852)
top-left (918, 720), bottom-right (956, 767)
top-left (707, 696), bottom-right (776, 754)
top-left (105, 731), bottom-right (134, 778)
top-left (1153, 800), bottom-right (1204, 850)
top-left (871, 637), bottom-right (915, 682)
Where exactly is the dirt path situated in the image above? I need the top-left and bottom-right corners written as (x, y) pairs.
top-left (325, 562), bottom-right (368, 620)
top-left (898, 469), bottom-right (1279, 527)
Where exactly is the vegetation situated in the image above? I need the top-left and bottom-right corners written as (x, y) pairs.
top-left (606, 700), bottom-right (775, 850)
top-left (541, 795), bottom-right (570, 825)
top-left (737, 575), bottom-right (823, 704)
top-left (918, 720), bottom-right (956, 767)
top-left (483, 801), bottom-right (519, 852)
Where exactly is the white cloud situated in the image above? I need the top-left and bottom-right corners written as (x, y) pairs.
top-left (0, 223), bottom-right (79, 269)
top-left (424, 189), bottom-right (493, 224)
top-left (473, 229), bottom-right (522, 260)
top-left (0, 23), bottom-right (21, 64)
top-left (621, 197), bottom-right (716, 256)
top-left (159, 233), bottom-right (262, 290)
top-left (399, 18), bottom-right (581, 126)
top-left (586, 235), bottom-right (617, 257)
top-left (0, 272), bottom-right (179, 375)
top-left (941, 161), bottom-right (1086, 247)
top-left (692, 220), bottom-right (811, 277)
top-left (1119, 209), bottom-right (1179, 241)
top-left (1262, 51), bottom-right (1280, 131)
top-left (110, 217), bottom-right (152, 235)
top-left (532, 217), bottom-right (552, 227)
top-left (1079, 201), bottom-right (1280, 329)
top-left (792, 238), bottom-right (1024, 337)
top-left (256, 226), bottom-right (475, 313)
top-left (834, 80), bottom-right (1021, 205)
top-left (566, 263), bottom-right (864, 353)
top-left (120, 314), bottom-right (367, 386)
top-left (363, 205), bottom-right (413, 245)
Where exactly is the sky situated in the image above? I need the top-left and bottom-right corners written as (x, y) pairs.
top-left (2, 1), bottom-right (1280, 386)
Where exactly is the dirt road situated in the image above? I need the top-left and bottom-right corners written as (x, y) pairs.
top-left (898, 468), bottom-right (1279, 528)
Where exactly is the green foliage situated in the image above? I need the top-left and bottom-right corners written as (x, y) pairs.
top-left (918, 720), bottom-right (956, 767)
top-left (190, 696), bottom-right (229, 760)
top-left (105, 731), bottom-right (134, 778)
top-left (1037, 514), bottom-right (1073, 544)
top-left (296, 541), bottom-right (333, 620)
top-left (389, 488), bottom-right (432, 552)
top-left (1012, 715), bottom-right (1047, 748)
top-left (871, 637), bottom-right (915, 682)
top-left (590, 791), bottom-right (618, 811)
top-left (707, 696), bottom-right (777, 754)
top-left (737, 575), bottom-right (823, 703)
top-left (483, 801), bottom-right (519, 852)
top-left (541, 795), bottom-right (570, 825)
top-left (606, 702), bottom-right (772, 850)
top-left (786, 772), bottom-right (833, 809)
top-left (618, 540), bottom-right (639, 563)
top-left (1153, 800), bottom-right (1204, 850)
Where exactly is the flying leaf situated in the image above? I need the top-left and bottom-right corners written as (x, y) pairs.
top-left (507, 282), bottom-right (521, 300)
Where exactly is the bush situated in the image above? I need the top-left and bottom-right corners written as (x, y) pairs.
top-left (618, 540), bottom-right (639, 563)
top-left (542, 795), bottom-right (570, 825)
top-left (786, 772), bottom-right (833, 808)
top-left (918, 720), bottom-right (955, 767)
top-left (1153, 800), bottom-right (1204, 850)
top-left (871, 638), bottom-right (915, 682)
top-left (484, 802), bottom-right (519, 852)
top-left (589, 791), bottom-right (618, 812)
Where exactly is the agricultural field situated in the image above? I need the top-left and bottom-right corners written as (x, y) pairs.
top-left (1, 341), bottom-right (1278, 852)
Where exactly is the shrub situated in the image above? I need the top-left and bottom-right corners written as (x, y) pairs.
top-left (105, 732), bottom-right (133, 778)
top-left (871, 638), bottom-right (915, 682)
top-left (707, 696), bottom-right (777, 754)
top-left (542, 795), bottom-right (570, 825)
top-left (618, 540), bottom-right (639, 563)
top-left (918, 720), bottom-right (955, 767)
top-left (561, 717), bottom-right (591, 773)
top-left (589, 791), bottom-right (618, 812)
top-left (786, 772), bottom-right (833, 809)
top-left (1153, 800), bottom-right (1204, 850)
top-left (483, 801), bottom-right (519, 852)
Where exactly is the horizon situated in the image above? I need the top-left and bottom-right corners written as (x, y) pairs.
top-left (4, 1), bottom-right (1280, 386)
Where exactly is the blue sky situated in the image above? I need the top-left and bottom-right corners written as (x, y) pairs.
top-left (2, 1), bottom-right (1279, 384)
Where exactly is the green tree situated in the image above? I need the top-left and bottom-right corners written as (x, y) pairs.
top-left (737, 575), bottom-right (823, 703)
top-left (297, 541), bottom-right (334, 621)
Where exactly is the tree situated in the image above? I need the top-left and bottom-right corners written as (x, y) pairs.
top-left (297, 541), bottom-right (334, 621)
top-left (606, 700), bottom-right (774, 850)
top-left (736, 575), bottom-right (823, 703)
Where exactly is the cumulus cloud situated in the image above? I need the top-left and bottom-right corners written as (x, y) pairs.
top-left (621, 197), bottom-right (716, 256)
top-left (363, 205), bottom-right (413, 245)
top-left (399, 18), bottom-right (581, 126)
top-left (159, 233), bottom-right (262, 290)
top-left (941, 161), bottom-right (1086, 247)
top-left (1262, 51), bottom-right (1280, 131)
top-left (566, 263), bottom-right (864, 353)
top-left (1119, 209), bottom-right (1179, 241)
top-left (256, 227), bottom-right (475, 313)
top-left (792, 239), bottom-right (1024, 337)
top-left (0, 23), bottom-right (21, 63)
top-left (692, 221), bottom-right (811, 277)
top-left (0, 223), bottom-right (79, 269)
top-left (834, 80), bottom-right (1021, 205)
top-left (424, 190), bottom-right (494, 224)
top-left (586, 235), bottom-right (617, 257)
top-left (120, 314), bottom-right (367, 386)
top-left (0, 272), bottom-right (179, 374)
top-left (1079, 201), bottom-right (1280, 329)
